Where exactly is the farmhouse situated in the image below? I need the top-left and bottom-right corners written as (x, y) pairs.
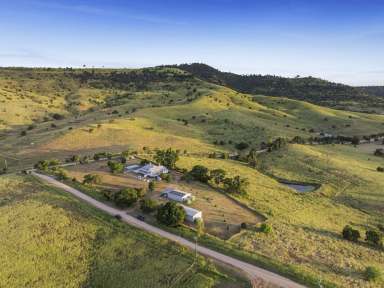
top-left (161, 188), bottom-right (192, 202)
top-left (131, 163), bottom-right (169, 178)
top-left (181, 205), bottom-right (203, 222)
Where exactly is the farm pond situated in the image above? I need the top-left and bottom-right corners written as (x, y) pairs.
top-left (280, 182), bottom-right (317, 193)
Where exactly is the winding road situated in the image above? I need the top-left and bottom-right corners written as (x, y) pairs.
top-left (33, 172), bottom-right (306, 288)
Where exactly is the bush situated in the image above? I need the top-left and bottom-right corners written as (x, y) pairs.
top-left (235, 142), bottom-right (249, 150)
top-left (365, 230), bottom-right (383, 247)
top-left (260, 223), bottom-right (272, 234)
top-left (113, 188), bottom-right (140, 208)
top-left (189, 165), bottom-right (211, 183)
top-left (160, 173), bottom-right (171, 182)
top-left (140, 199), bottom-right (158, 213)
top-left (364, 266), bottom-right (382, 282)
top-left (148, 181), bottom-right (155, 192)
top-left (210, 169), bottom-right (226, 185)
top-left (83, 174), bottom-right (102, 185)
top-left (52, 113), bottom-right (65, 120)
top-left (157, 201), bottom-right (186, 227)
top-left (223, 176), bottom-right (249, 195)
top-left (107, 161), bottom-right (124, 173)
top-left (69, 155), bottom-right (81, 163)
top-left (241, 222), bottom-right (247, 229)
top-left (377, 166), bottom-right (384, 172)
top-left (20, 130), bottom-right (27, 136)
top-left (342, 225), bottom-right (360, 242)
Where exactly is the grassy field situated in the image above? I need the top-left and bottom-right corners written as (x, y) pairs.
top-left (0, 174), bottom-right (249, 288)
top-left (1, 67), bottom-right (384, 287)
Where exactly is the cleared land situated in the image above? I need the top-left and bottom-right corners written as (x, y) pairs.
top-left (63, 160), bottom-right (263, 239)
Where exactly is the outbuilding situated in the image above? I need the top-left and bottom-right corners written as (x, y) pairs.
top-left (161, 188), bottom-right (191, 202)
top-left (181, 205), bottom-right (202, 222)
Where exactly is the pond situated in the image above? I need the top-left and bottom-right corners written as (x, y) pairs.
top-left (280, 182), bottom-right (317, 193)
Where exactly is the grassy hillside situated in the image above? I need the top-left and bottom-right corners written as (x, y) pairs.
top-left (170, 63), bottom-right (384, 113)
top-left (175, 146), bottom-right (384, 287)
top-left (0, 174), bottom-right (247, 288)
top-left (1, 67), bottom-right (383, 287)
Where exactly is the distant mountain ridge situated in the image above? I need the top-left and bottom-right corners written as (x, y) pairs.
top-left (167, 63), bottom-right (384, 113)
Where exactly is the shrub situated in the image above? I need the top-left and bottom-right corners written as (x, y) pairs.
top-left (55, 169), bottom-right (69, 181)
top-left (148, 181), bottom-right (155, 192)
top-left (260, 223), bottom-right (272, 234)
top-left (157, 201), bottom-right (186, 227)
top-left (20, 130), bottom-right (27, 136)
top-left (68, 155), bottom-right (81, 163)
top-left (189, 165), bottom-right (211, 183)
top-left (113, 188), bottom-right (140, 208)
top-left (377, 167), bottom-right (384, 172)
top-left (107, 161), bottom-right (124, 173)
top-left (83, 174), bottom-right (102, 185)
top-left (140, 198), bottom-right (158, 213)
top-left (223, 176), bottom-right (249, 195)
top-left (160, 173), bottom-right (171, 182)
top-left (364, 266), bottom-right (382, 282)
top-left (210, 169), bottom-right (226, 185)
top-left (235, 142), bottom-right (249, 150)
top-left (365, 230), bottom-right (383, 247)
top-left (52, 113), bottom-right (65, 120)
top-left (342, 225), bottom-right (360, 242)
top-left (240, 222), bottom-right (247, 229)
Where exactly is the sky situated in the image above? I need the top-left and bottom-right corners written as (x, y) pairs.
top-left (0, 0), bottom-right (383, 86)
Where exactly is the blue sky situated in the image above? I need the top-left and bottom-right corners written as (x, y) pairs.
top-left (0, 0), bottom-right (383, 85)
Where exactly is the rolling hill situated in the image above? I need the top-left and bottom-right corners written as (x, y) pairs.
top-left (168, 63), bottom-right (384, 114)
top-left (0, 66), bottom-right (384, 287)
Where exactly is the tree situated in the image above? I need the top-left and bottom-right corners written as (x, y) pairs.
top-left (157, 201), bottom-right (186, 227)
top-left (55, 169), bottom-right (69, 181)
top-left (160, 173), bottom-right (172, 182)
top-left (364, 266), bottom-right (382, 282)
top-left (107, 161), bottom-right (124, 173)
top-left (246, 149), bottom-right (258, 168)
top-left (351, 136), bottom-right (360, 146)
top-left (342, 225), bottom-right (360, 242)
top-left (235, 142), bottom-right (249, 150)
top-left (69, 155), bottom-right (81, 163)
top-left (195, 218), bottom-right (205, 237)
top-left (148, 181), bottom-right (155, 192)
top-left (154, 148), bottom-right (179, 169)
top-left (223, 176), bottom-right (249, 195)
top-left (113, 188), bottom-right (139, 207)
top-left (140, 198), bottom-right (158, 213)
top-left (189, 165), bottom-right (211, 183)
top-left (83, 174), bottom-right (102, 185)
top-left (365, 230), bottom-right (383, 247)
top-left (210, 169), bottom-right (226, 185)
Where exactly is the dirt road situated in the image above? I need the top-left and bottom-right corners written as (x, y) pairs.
top-left (33, 172), bottom-right (306, 288)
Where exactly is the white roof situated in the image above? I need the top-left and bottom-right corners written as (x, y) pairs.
top-left (181, 204), bottom-right (201, 217)
top-left (134, 163), bottom-right (168, 176)
top-left (163, 188), bottom-right (191, 198)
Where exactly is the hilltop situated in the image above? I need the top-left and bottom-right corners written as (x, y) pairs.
top-left (168, 63), bottom-right (384, 114)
